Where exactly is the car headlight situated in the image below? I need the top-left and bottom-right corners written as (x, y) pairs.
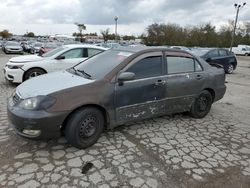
top-left (7, 64), bottom-right (24, 69)
top-left (18, 96), bottom-right (56, 110)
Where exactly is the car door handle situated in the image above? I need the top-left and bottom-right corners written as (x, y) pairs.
top-left (154, 80), bottom-right (166, 86)
top-left (196, 75), bottom-right (203, 80)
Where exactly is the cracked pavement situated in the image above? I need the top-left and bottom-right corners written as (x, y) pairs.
top-left (0, 53), bottom-right (250, 188)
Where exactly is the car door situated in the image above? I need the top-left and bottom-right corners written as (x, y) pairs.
top-left (163, 52), bottom-right (206, 113)
top-left (114, 52), bottom-right (166, 124)
top-left (206, 49), bottom-right (222, 65)
top-left (49, 48), bottom-right (86, 72)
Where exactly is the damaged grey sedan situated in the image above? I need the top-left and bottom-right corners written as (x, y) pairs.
top-left (8, 47), bottom-right (226, 148)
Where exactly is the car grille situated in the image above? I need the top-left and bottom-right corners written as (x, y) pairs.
top-left (13, 93), bottom-right (22, 104)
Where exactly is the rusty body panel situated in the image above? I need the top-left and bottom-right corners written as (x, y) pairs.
top-left (8, 47), bottom-right (226, 139)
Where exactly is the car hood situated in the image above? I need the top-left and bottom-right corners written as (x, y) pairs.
top-left (9, 55), bottom-right (44, 63)
top-left (16, 71), bottom-right (94, 99)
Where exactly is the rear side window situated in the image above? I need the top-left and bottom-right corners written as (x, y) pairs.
top-left (219, 49), bottom-right (228, 56)
top-left (167, 56), bottom-right (195, 74)
top-left (126, 56), bottom-right (162, 79)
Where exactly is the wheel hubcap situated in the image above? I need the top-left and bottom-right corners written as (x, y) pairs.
top-left (79, 116), bottom-right (97, 138)
top-left (29, 71), bottom-right (42, 78)
top-left (198, 96), bottom-right (208, 112)
top-left (228, 65), bottom-right (233, 73)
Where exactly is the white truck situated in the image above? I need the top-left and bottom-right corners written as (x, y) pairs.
top-left (232, 45), bottom-right (250, 56)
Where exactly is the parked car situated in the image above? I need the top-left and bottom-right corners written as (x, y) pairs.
top-left (21, 41), bottom-right (33, 53)
top-left (170, 46), bottom-right (191, 52)
top-left (192, 48), bottom-right (237, 74)
top-left (2, 41), bottom-right (23, 54)
top-left (97, 42), bottom-right (121, 48)
top-left (38, 43), bottom-right (59, 56)
top-left (232, 45), bottom-right (250, 56)
top-left (30, 42), bottom-right (43, 54)
top-left (3, 45), bottom-right (107, 83)
top-left (7, 47), bottom-right (226, 148)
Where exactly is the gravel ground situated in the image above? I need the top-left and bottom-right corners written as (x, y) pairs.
top-left (0, 52), bottom-right (250, 188)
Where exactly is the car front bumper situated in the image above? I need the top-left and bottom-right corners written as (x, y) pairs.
top-left (5, 49), bottom-right (23, 53)
top-left (7, 99), bottom-right (69, 140)
top-left (3, 67), bottom-right (24, 83)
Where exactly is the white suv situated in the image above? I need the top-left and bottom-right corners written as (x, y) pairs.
top-left (3, 44), bottom-right (107, 83)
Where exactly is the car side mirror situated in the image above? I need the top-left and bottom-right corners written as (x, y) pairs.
top-left (56, 55), bottom-right (65, 60)
top-left (118, 72), bottom-right (135, 85)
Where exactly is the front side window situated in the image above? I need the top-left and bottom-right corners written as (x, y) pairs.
top-left (167, 56), bottom-right (195, 74)
top-left (208, 50), bottom-right (219, 57)
top-left (126, 56), bottom-right (162, 79)
top-left (88, 48), bottom-right (103, 57)
top-left (61, 48), bottom-right (83, 59)
top-left (195, 60), bottom-right (203, 71)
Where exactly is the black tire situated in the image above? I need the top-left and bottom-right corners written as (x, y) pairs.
top-left (65, 107), bottom-right (104, 149)
top-left (226, 64), bottom-right (234, 74)
top-left (24, 68), bottom-right (46, 81)
top-left (190, 90), bottom-right (213, 118)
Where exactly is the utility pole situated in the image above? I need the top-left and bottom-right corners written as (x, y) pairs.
top-left (114, 16), bottom-right (118, 43)
top-left (230, 2), bottom-right (246, 52)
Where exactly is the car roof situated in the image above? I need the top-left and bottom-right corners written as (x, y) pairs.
top-left (64, 44), bottom-right (108, 50)
top-left (112, 46), bottom-right (192, 55)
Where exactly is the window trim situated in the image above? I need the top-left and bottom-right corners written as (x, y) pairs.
top-left (117, 51), bottom-right (164, 81)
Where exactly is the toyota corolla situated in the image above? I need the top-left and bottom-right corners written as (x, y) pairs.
top-left (7, 47), bottom-right (226, 148)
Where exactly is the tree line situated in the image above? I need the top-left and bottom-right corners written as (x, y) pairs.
top-left (142, 21), bottom-right (250, 47)
top-left (1, 21), bottom-right (250, 47)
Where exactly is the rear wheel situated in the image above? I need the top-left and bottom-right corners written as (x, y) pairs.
top-left (190, 90), bottom-right (212, 118)
top-left (24, 68), bottom-right (46, 81)
top-left (65, 107), bottom-right (104, 149)
top-left (226, 64), bottom-right (234, 74)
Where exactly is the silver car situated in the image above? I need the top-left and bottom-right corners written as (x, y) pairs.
top-left (3, 41), bottom-right (23, 54)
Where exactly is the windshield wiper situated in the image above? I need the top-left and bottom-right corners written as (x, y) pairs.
top-left (76, 69), bottom-right (92, 79)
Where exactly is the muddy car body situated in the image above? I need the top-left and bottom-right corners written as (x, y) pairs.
top-left (8, 47), bottom-right (226, 148)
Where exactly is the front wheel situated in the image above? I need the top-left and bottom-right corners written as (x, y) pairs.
top-left (24, 68), bottom-right (46, 81)
top-left (64, 107), bottom-right (104, 149)
top-left (190, 90), bottom-right (213, 118)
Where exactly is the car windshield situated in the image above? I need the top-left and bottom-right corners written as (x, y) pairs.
top-left (73, 50), bottom-right (134, 79)
top-left (34, 43), bottom-right (43, 47)
top-left (42, 47), bottom-right (66, 57)
top-left (44, 43), bottom-right (58, 48)
top-left (6, 41), bottom-right (19, 46)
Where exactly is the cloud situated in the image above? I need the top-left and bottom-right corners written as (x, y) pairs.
top-left (0, 0), bottom-right (249, 35)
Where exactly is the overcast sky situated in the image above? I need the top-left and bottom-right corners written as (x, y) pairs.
top-left (0, 0), bottom-right (249, 36)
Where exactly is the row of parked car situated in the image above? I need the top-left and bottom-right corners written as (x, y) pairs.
top-left (5, 44), bottom-right (227, 149)
top-left (3, 44), bottom-right (238, 85)
top-left (1, 40), bottom-right (62, 55)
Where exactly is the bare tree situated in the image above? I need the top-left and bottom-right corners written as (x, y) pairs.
top-left (101, 28), bottom-right (110, 42)
top-left (75, 23), bottom-right (86, 42)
